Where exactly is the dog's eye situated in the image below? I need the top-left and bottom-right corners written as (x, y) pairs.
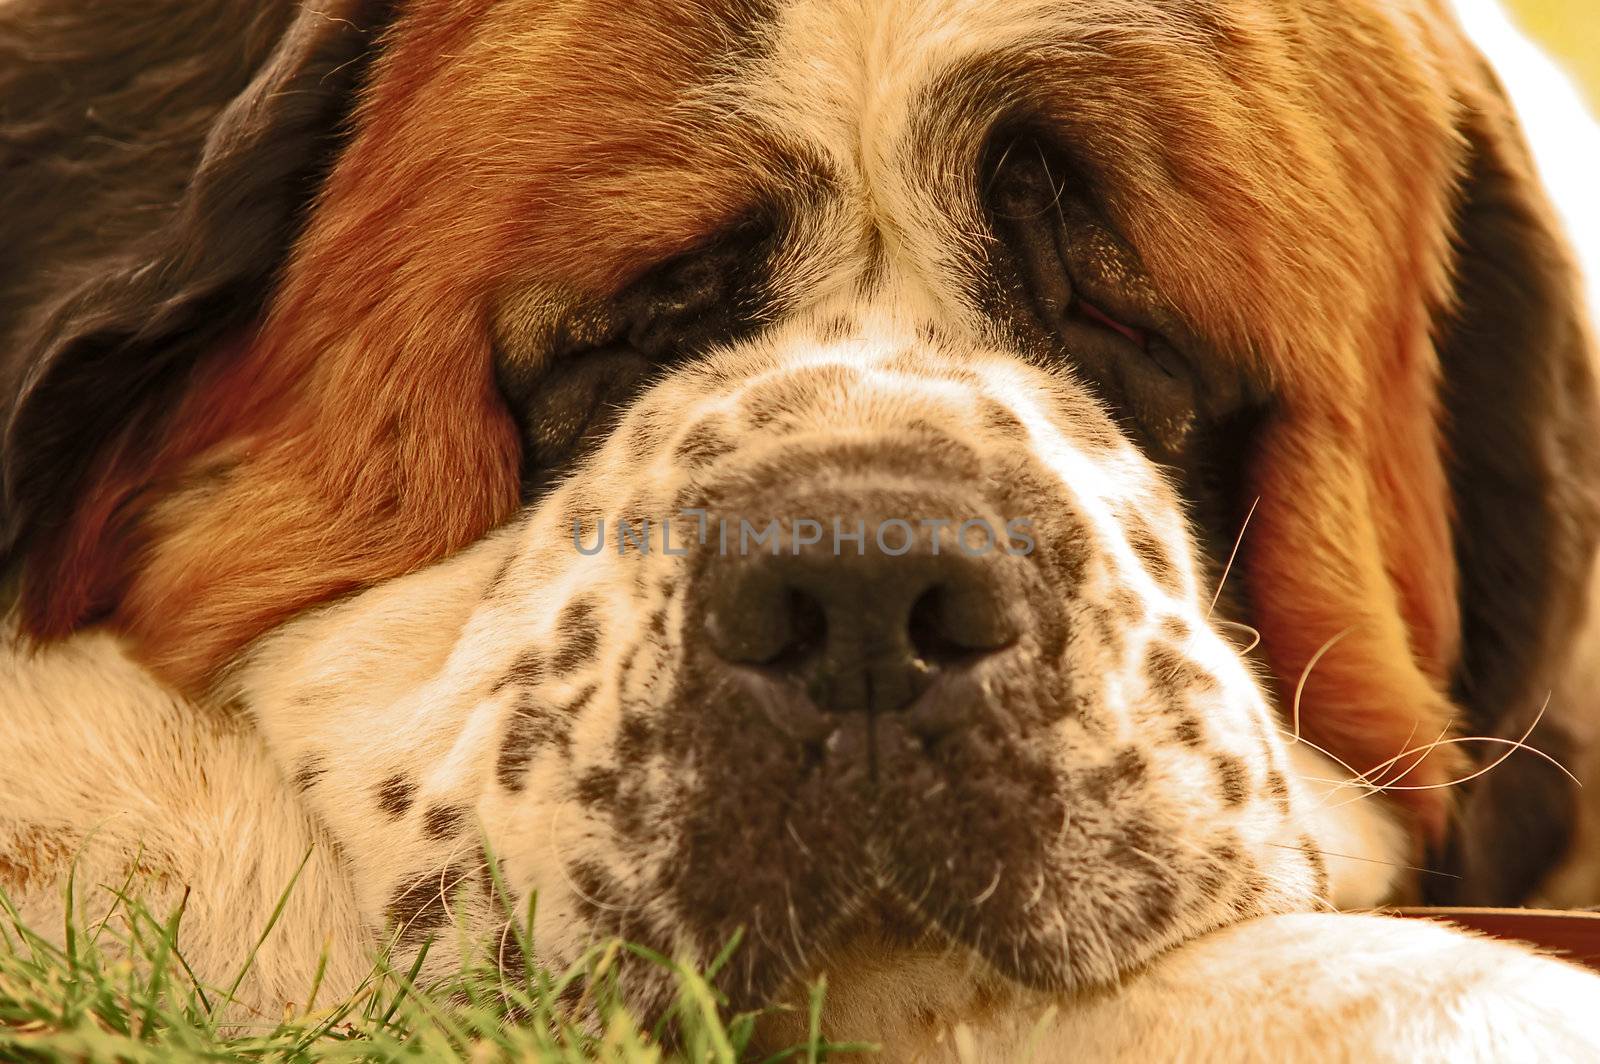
top-left (512, 345), bottom-right (659, 497)
top-left (981, 133), bottom-right (1202, 460)
top-left (1075, 296), bottom-right (1146, 348)
top-left (494, 215), bottom-right (779, 498)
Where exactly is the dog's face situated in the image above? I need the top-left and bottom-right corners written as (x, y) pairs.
top-left (244, 297), bottom-right (1328, 1012)
top-left (3, 0), bottom-right (1599, 1028)
top-left (210, 0), bottom-right (1481, 1013)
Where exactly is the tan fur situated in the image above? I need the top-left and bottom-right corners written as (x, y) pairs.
top-left (24, 0), bottom-right (783, 689)
top-left (5, 1), bottom-right (1600, 1049)
top-left (14, 0), bottom-right (1587, 842)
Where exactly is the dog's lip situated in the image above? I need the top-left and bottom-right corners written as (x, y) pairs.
top-left (789, 889), bottom-right (1040, 999)
top-left (755, 891), bottom-right (1015, 1039)
top-left (795, 887), bottom-right (950, 969)
top-left (847, 890), bottom-right (943, 947)
top-left (722, 655), bottom-right (1004, 750)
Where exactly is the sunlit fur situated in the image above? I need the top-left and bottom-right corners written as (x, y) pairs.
top-left (23, 0), bottom-right (1572, 825)
top-left (6, 0), bottom-right (1600, 1057)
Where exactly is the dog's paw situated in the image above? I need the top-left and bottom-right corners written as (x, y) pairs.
top-left (945, 913), bottom-right (1600, 1063)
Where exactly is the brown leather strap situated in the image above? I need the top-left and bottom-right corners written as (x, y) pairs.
top-left (1387, 908), bottom-right (1600, 973)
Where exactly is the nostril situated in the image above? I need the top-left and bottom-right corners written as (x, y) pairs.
top-left (771, 586), bottom-right (827, 669)
top-left (701, 508), bottom-right (1023, 725)
top-left (909, 586), bottom-right (965, 665)
top-left (908, 582), bottom-right (1017, 666)
top-left (707, 578), bottom-right (829, 669)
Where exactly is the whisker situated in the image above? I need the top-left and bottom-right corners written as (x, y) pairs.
top-left (972, 865), bottom-right (1005, 907)
top-left (1312, 693), bottom-right (1573, 797)
top-left (782, 880), bottom-right (806, 965)
top-left (1038, 141), bottom-right (1070, 218)
top-left (1367, 719), bottom-right (1440, 789)
top-left (1282, 728), bottom-right (1394, 818)
top-left (1368, 715), bottom-right (1572, 794)
top-left (1265, 842), bottom-right (1459, 881)
top-left (1409, 735), bottom-right (1580, 786)
top-left (1314, 719), bottom-right (1442, 804)
top-left (1279, 727), bottom-right (1373, 788)
top-left (1298, 718), bottom-right (1439, 798)
top-left (1289, 625), bottom-right (1358, 743)
top-left (548, 802), bottom-right (630, 914)
top-left (1300, 720), bottom-right (1442, 816)
top-left (1206, 496), bottom-right (1260, 620)
top-left (982, 136), bottom-right (1021, 196)
top-left (1214, 619), bottom-right (1262, 654)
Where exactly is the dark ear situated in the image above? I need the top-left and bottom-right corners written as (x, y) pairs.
top-left (1428, 58), bottom-right (1600, 904)
top-left (0, 0), bottom-right (393, 582)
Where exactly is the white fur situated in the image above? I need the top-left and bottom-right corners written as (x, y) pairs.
top-left (10, 633), bottom-right (1600, 1058)
top-left (5, 0), bottom-right (1600, 1057)
top-left (831, 913), bottom-right (1600, 1062)
top-left (0, 626), bottom-right (372, 1017)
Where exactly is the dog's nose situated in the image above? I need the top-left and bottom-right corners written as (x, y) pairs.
top-left (700, 521), bottom-right (1018, 719)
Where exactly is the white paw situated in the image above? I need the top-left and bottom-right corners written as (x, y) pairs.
top-left (946, 913), bottom-right (1600, 1063)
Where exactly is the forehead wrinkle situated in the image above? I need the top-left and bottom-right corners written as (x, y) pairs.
top-left (737, 3), bottom-right (1000, 301)
top-left (748, 0), bottom-right (1231, 167)
top-left (738, 0), bottom-right (1459, 390)
top-left (743, 0), bottom-right (1260, 334)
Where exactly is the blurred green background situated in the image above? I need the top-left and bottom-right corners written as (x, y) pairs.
top-left (1507, 0), bottom-right (1599, 113)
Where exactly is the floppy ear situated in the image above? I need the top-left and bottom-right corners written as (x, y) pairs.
top-left (1236, 9), bottom-right (1600, 855)
top-left (1243, 18), bottom-right (1600, 868)
top-left (1, 0), bottom-right (397, 611)
top-left (7, 0), bottom-right (750, 692)
top-left (1425, 58), bottom-right (1600, 903)
top-left (1238, 42), bottom-right (1468, 840)
top-left (0, 1), bottom-right (523, 695)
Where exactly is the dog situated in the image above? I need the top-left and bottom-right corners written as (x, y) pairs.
top-left (4, 0), bottom-right (1600, 1057)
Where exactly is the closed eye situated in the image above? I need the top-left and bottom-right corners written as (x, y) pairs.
top-left (980, 127), bottom-right (1207, 453)
top-left (1074, 295), bottom-right (1148, 349)
top-left (492, 212), bottom-right (781, 499)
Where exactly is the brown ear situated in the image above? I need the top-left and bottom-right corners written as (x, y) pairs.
top-left (6, 0), bottom-right (528, 692)
top-left (1, 1), bottom-right (394, 569)
top-left (1246, 335), bottom-right (1466, 840)
top-left (0, 0), bottom-right (503, 689)
top-left (1240, 69), bottom-right (1467, 839)
top-left (1245, 23), bottom-right (1600, 861)
top-left (1425, 57), bottom-right (1600, 903)
top-left (9, 0), bottom-right (763, 691)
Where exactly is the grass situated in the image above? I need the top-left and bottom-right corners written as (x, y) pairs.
top-left (0, 862), bottom-right (876, 1064)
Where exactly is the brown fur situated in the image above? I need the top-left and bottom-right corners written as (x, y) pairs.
top-left (9, 0), bottom-right (1595, 849)
top-left (0, 825), bottom-right (77, 894)
top-left (995, 0), bottom-right (1476, 829)
top-left (21, 0), bottom-right (782, 687)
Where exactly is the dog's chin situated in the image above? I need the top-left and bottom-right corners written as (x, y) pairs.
top-left (748, 894), bottom-right (1050, 1057)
